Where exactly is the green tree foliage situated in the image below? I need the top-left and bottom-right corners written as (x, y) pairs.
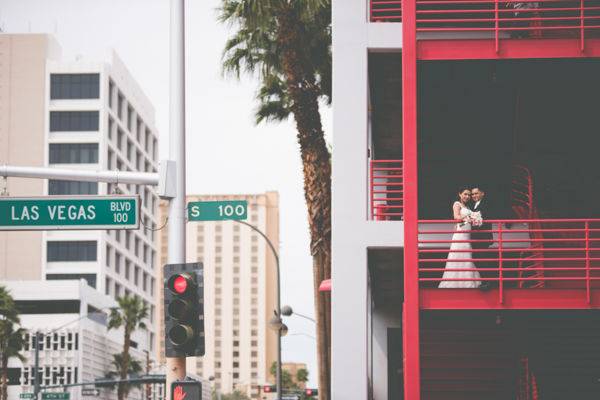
top-left (0, 286), bottom-right (26, 400)
top-left (107, 295), bottom-right (148, 400)
top-left (219, 2), bottom-right (332, 398)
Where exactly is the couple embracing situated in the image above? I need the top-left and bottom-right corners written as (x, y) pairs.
top-left (439, 187), bottom-right (495, 289)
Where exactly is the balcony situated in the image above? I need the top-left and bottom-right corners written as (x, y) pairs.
top-left (370, 0), bottom-right (600, 58)
top-left (369, 160), bottom-right (403, 220)
top-left (418, 218), bottom-right (600, 309)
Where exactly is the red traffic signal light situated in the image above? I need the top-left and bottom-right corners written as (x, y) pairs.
top-left (168, 273), bottom-right (192, 294)
top-left (263, 385), bottom-right (276, 393)
top-left (305, 388), bottom-right (318, 397)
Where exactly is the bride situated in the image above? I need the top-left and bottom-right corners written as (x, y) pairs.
top-left (439, 187), bottom-right (482, 289)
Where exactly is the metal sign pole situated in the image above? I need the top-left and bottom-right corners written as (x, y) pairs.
top-left (166, 0), bottom-right (187, 397)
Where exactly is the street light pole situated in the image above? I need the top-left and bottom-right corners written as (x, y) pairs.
top-left (232, 220), bottom-right (282, 400)
top-left (166, 0), bottom-right (187, 396)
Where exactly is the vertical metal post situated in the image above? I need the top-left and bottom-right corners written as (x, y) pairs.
top-left (498, 224), bottom-right (504, 304)
top-left (580, 0), bottom-right (585, 51)
top-left (402, 0), bottom-right (421, 396)
top-left (495, 0), bottom-right (499, 52)
top-left (585, 221), bottom-right (590, 303)
top-left (33, 332), bottom-right (40, 399)
top-left (166, 0), bottom-right (187, 396)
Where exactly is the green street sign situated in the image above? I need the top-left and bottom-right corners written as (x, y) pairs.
top-left (41, 393), bottom-right (70, 400)
top-left (0, 195), bottom-right (139, 231)
top-left (19, 394), bottom-right (35, 399)
top-left (187, 200), bottom-right (248, 221)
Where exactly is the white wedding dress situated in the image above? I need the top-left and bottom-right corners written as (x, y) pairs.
top-left (439, 202), bottom-right (482, 288)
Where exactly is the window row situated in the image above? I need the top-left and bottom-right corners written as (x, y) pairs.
top-left (106, 246), bottom-right (155, 294)
top-left (46, 273), bottom-right (97, 289)
top-left (107, 83), bottom-right (158, 159)
top-left (49, 143), bottom-right (98, 164)
top-left (48, 180), bottom-right (97, 195)
top-left (50, 111), bottom-right (99, 132)
top-left (21, 366), bottom-right (78, 386)
top-left (47, 241), bottom-right (97, 262)
top-left (50, 73), bottom-right (100, 100)
top-left (23, 331), bottom-right (79, 352)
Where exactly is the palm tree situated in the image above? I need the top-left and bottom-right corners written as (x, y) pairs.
top-left (108, 295), bottom-right (148, 400)
top-left (219, 2), bottom-right (332, 398)
top-left (0, 286), bottom-right (26, 400)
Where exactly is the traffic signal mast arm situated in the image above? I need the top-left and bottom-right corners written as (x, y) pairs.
top-left (0, 161), bottom-right (176, 198)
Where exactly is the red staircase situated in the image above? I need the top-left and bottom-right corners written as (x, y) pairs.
top-left (512, 165), bottom-right (545, 288)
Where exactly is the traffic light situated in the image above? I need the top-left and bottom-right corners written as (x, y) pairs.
top-left (305, 388), bottom-right (318, 397)
top-left (262, 385), bottom-right (277, 393)
top-left (164, 262), bottom-right (204, 357)
top-left (172, 380), bottom-right (202, 400)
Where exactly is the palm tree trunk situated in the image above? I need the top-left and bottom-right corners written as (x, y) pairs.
top-left (1, 356), bottom-right (8, 400)
top-left (118, 331), bottom-right (131, 400)
top-left (277, 8), bottom-right (332, 400)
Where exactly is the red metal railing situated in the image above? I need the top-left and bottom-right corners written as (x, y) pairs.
top-left (370, 0), bottom-right (600, 45)
top-left (371, 0), bottom-right (403, 21)
top-left (370, 160), bottom-right (403, 220)
top-left (418, 218), bottom-right (600, 302)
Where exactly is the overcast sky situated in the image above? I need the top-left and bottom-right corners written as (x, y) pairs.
top-left (0, 0), bottom-right (331, 386)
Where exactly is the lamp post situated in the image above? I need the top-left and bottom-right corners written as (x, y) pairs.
top-left (232, 220), bottom-right (283, 400)
top-left (281, 306), bottom-right (316, 324)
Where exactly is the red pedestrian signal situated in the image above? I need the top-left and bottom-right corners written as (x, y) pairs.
top-left (171, 380), bottom-right (202, 400)
top-left (262, 385), bottom-right (277, 393)
top-left (305, 388), bottom-right (319, 397)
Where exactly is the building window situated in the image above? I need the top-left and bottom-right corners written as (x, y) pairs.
top-left (115, 253), bottom-right (121, 273)
top-left (143, 272), bottom-right (148, 292)
top-left (49, 143), bottom-right (98, 164)
top-left (117, 93), bottom-right (124, 120)
top-left (125, 260), bottom-right (131, 280)
top-left (134, 266), bottom-right (140, 286)
top-left (106, 245), bottom-right (112, 267)
top-left (46, 273), bottom-right (96, 288)
top-left (127, 106), bottom-right (133, 132)
top-left (50, 73), bottom-right (100, 99)
top-left (47, 241), bottom-right (97, 262)
top-left (49, 180), bottom-right (97, 195)
top-left (50, 111), bottom-right (99, 132)
top-left (105, 277), bottom-right (111, 295)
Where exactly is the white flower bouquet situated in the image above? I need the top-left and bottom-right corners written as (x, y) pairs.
top-left (468, 211), bottom-right (483, 227)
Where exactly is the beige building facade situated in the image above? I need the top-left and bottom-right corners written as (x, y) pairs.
top-left (0, 34), bottom-right (160, 396)
top-left (158, 192), bottom-right (279, 398)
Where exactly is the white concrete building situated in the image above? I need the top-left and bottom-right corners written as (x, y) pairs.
top-left (3, 280), bottom-right (153, 400)
top-left (331, 4), bottom-right (404, 400)
top-left (0, 34), bottom-right (160, 397)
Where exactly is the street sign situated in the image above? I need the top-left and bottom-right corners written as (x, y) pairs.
top-left (19, 394), bottom-right (35, 399)
top-left (0, 195), bottom-right (139, 231)
top-left (81, 388), bottom-right (100, 397)
top-left (187, 200), bottom-right (247, 221)
top-left (282, 396), bottom-right (300, 400)
top-left (41, 393), bottom-right (70, 400)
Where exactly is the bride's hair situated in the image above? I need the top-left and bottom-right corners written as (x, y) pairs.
top-left (457, 186), bottom-right (470, 196)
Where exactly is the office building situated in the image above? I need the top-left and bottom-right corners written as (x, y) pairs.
top-left (158, 193), bottom-right (279, 398)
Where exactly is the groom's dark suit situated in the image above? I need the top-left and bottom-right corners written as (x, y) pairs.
top-left (470, 199), bottom-right (496, 286)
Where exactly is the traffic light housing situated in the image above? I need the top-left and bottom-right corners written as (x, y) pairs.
top-left (164, 262), bottom-right (204, 357)
top-left (262, 385), bottom-right (277, 393)
top-left (305, 388), bottom-right (318, 397)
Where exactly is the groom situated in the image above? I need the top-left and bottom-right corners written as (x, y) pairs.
top-left (470, 187), bottom-right (495, 290)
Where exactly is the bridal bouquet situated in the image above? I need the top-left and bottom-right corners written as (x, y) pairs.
top-left (468, 211), bottom-right (483, 227)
